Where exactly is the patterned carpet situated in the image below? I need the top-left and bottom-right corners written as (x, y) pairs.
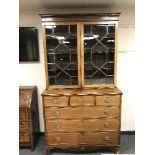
top-left (19, 134), bottom-right (135, 155)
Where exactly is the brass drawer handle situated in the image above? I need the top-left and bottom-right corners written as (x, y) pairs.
top-left (20, 134), bottom-right (27, 138)
top-left (55, 137), bottom-right (61, 142)
top-left (104, 97), bottom-right (111, 103)
top-left (81, 147), bottom-right (86, 150)
top-left (104, 122), bottom-right (110, 128)
top-left (53, 100), bottom-right (59, 104)
top-left (52, 98), bottom-right (59, 104)
top-left (104, 136), bottom-right (110, 141)
top-left (104, 110), bottom-right (111, 116)
top-left (20, 135), bottom-right (24, 138)
top-left (54, 123), bottom-right (60, 129)
top-left (53, 111), bottom-right (60, 116)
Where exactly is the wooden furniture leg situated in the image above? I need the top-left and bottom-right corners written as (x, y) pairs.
top-left (45, 148), bottom-right (49, 155)
top-left (115, 145), bottom-right (120, 154)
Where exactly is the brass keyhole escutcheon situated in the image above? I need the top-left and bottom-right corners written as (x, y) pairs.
top-left (54, 124), bottom-right (60, 129)
top-left (53, 97), bottom-right (59, 104)
top-left (104, 110), bottom-right (111, 116)
top-left (104, 136), bottom-right (110, 141)
top-left (104, 122), bottom-right (110, 128)
top-left (55, 136), bottom-right (61, 142)
top-left (53, 111), bottom-right (60, 116)
top-left (81, 147), bottom-right (86, 150)
top-left (104, 97), bottom-right (111, 103)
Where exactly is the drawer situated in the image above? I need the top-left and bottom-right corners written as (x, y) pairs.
top-left (19, 122), bottom-right (29, 132)
top-left (45, 106), bottom-right (120, 119)
top-left (70, 96), bottom-right (94, 106)
top-left (96, 95), bottom-right (121, 106)
top-left (43, 96), bottom-right (68, 107)
top-left (46, 132), bottom-right (119, 145)
top-left (19, 109), bottom-right (28, 120)
top-left (19, 133), bottom-right (30, 142)
top-left (46, 119), bottom-right (119, 132)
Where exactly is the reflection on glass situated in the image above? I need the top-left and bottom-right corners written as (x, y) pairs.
top-left (84, 24), bottom-right (115, 85)
top-left (45, 25), bottom-right (78, 85)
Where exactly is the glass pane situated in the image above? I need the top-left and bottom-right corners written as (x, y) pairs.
top-left (48, 65), bottom-right (61, 76)
top-left (107, 52), bottom-right (114, 62)
top-left (102, 63), bottom-right (114, 75)
top-left (54, 25), bottom-right (68, 37)
top-left (101, 34), bottom-right (115, 48)
top-left (92, 25), bottom-right (107, 40)
top-left (92, 52), bottom-right (106, 67)
top-left (70, 25), bottom-right (77, 35)
top-left (56, 72), bottom-right (70, 85)
top-left (55, 53), bottom-right (70, 69)
top-left (84, 24), bottom-right (115, 85)
top-left (108, 25), bottom-right (115, 33)
top-left (71, 51), bottom-right (77, 63)
top-left (46, 38), bottom-right (59, 49)
top-left (84, 25), bottom-right (91, 34)
top-left (84, 49), bottom-right (91, 62)
top-left (45, 25), bottom-right (78, 85)
top-left (47, 54), bottom-right (54, 63)
top-left (65, 35), bottom-right (77, 49)
top-left (84, 63), bottom-right (97, 76)
top-left (84, 35), bottom-right (98, 48)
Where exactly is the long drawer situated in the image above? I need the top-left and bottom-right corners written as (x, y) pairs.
top-left (19, 121), bottom-right (29, 132)
top-left (46, 119), bottom-right (119, 132)
top-left (45, 106), bottom-right (120, 119)
top-left (46, 132), bottom-right (119, 145)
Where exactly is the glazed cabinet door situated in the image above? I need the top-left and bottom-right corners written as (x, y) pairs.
top-left (81, 22), bottom-right (117, 87)
top-left (43, 21), bottom-right (118, 88)
top-left (43, 23), bottom-right (81, 88)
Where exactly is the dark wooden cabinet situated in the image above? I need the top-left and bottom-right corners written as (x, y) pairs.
top-left (40, 13), bottom-right (122, 154)
top-left (19, 86), bottom-right (40, 150)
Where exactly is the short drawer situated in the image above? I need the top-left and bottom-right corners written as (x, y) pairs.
top-left (96, 95), bottom-right (121, 106)
top-left (45, 106), bottom-right (120, 119)
top-left (19, 109), bottom-right (28, 121)
top-left (45, 119), bottom-right (119, 132)
top-left (19, 133), bottom-right (30, 142)
top-left (43, 96), bottom-right (68, 107)
top-left (70, 96), bottom-right (95, 106)
top-left (19, 122), bottom-right (29, 132)
top-left (46, 132), bottom-right (119, 145)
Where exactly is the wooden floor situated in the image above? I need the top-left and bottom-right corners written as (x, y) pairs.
top-left (19, 133), bottom-right (135, 154)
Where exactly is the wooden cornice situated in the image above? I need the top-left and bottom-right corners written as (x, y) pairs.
top-left (39, 12), bottom-right (121, 22)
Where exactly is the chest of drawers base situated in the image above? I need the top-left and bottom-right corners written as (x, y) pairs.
top-left (42, 88), bottom-right (122, 154)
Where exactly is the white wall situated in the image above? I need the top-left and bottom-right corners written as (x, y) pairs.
top-left (19, 12), bottom-right (46, 131)
top-left (19, 6), bottom-right (135, 131)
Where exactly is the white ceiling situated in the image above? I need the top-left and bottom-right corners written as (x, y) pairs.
top-left (20, 0), bottom-right (135, 11)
